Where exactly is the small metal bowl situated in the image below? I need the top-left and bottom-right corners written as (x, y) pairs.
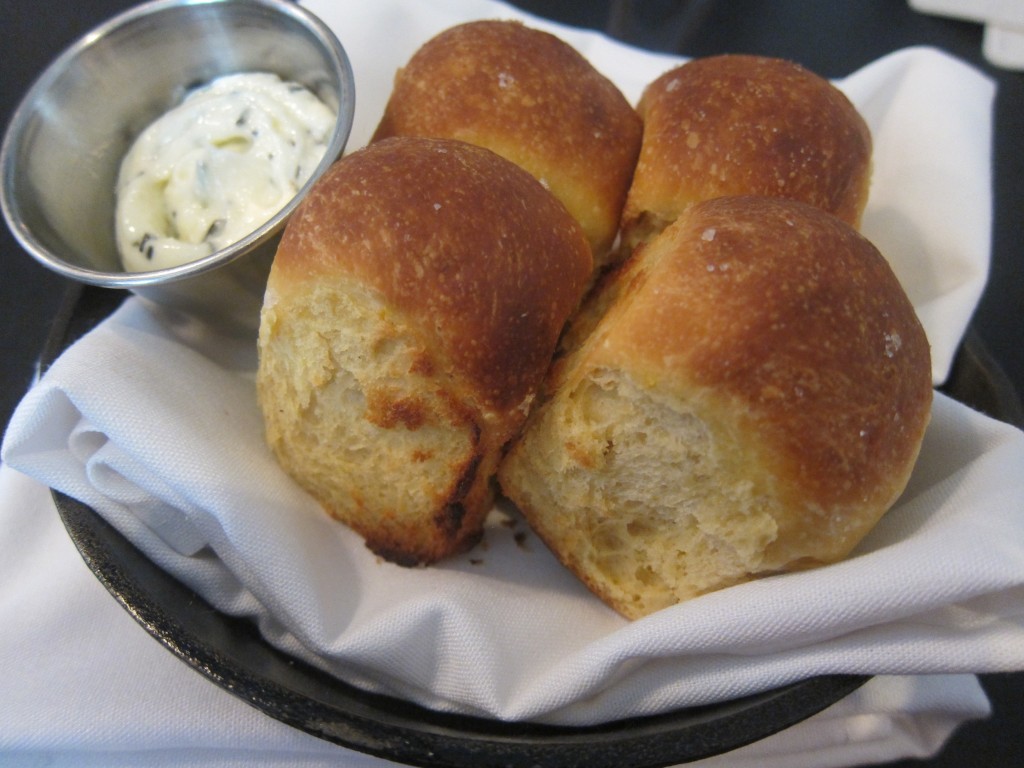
top-left (0, 0), bottom-right (355, 330)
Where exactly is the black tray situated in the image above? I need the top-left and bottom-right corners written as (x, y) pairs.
top-left (43, 283), bottom-right (1023, 768)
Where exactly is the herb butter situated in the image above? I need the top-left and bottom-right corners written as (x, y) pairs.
top-left (115, 72), bottom-right (336, 271)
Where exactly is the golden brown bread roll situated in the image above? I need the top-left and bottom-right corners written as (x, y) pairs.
top-left (371, 19), bottom-right (642, 267)
top-left (498, 196), bottom-right (932, 619)
top-left (257, 136), bottom-right (592, 565)
top-left (621, 54), bottom-right (872, 252)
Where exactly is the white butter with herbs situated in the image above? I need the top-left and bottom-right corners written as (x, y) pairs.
top-left (115, 72), bottom-right (336, 271)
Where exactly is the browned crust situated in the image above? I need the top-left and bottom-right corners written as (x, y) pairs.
top-left (275, 136), bottom-right (592, 416)
top-left (371, 20), bottom-right (642, 259)
top-left (622, 55), bottom-right (872, 248)
top-left (266, 136), bottom-right (592, 565)
top-left (592, 196), bottom-right (931, 559)
top-left (356, 447), bottom-right (489, 567)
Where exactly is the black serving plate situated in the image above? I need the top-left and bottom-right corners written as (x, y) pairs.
top-left (43, 283), bottom-right (1023, 768)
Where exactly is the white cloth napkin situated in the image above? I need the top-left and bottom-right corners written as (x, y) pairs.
top-left (909, 0), bottom-right (1024, 70)
top-left (0, 465), bottom-right (995, 766)
top-left (3, 0), bottom-right (1023, 762)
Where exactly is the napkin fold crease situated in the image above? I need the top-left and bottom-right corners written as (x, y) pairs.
top-left (0, 465), bottom-right (996, 766)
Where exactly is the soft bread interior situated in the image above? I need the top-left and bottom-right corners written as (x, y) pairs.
top-left (501, 366), bottom-right (783, 619)
top-left (259, 278), bottom-right (489, 564)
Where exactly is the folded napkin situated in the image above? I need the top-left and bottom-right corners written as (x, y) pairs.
top-left (983, 24), bottom-right (1024, 70)
top-left (3, 0), bottom-right (1023, 745)
top-left (909, 0), bottom-right (1024, 70)
top-left (0, 465), bottom-right (995, 766)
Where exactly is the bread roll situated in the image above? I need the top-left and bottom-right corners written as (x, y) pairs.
top-left (499, 196), bottom-right (931, 619)
top-left (371, 20), bottom-right (642, 267)
top-left (257, 136), bottom-right (592, 565)
top-left (621, 55), bottom-right (872, 251)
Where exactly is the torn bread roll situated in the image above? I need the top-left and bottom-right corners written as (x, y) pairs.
top-left (499, 196), bottom-right (932, 619)
top-left (372, 19), bottom-right (642, 268)
top-left (257, 136), bottom-right (592, 565)
top-left (621, 54), bottom-right (872, 252)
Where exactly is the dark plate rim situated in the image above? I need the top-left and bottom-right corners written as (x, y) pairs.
top-left (43, 282), bottom-right (1023, 767)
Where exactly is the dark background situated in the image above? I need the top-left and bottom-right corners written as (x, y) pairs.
top-left (2, 1), bottom-right (1022, 766)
